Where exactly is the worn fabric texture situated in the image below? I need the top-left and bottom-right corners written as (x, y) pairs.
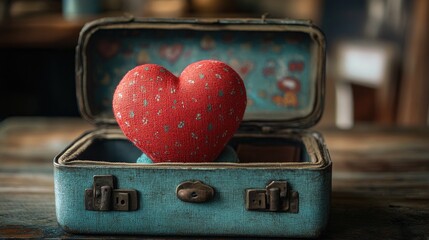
top-left (136, 145), bottom-right (239, 163)
top-left (113, 60), bottom-right (247, 163)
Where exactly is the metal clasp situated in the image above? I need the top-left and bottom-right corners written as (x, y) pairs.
top-left (85, 175), bottom-right (138, 211)
top-left (245, 181), bottom-right (299, 213)
top-left (176, 180), bottom-right (215, 203)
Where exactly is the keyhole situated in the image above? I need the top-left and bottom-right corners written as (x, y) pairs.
top-left (116, 197), bottom-right (126, 205)
top-left (116, 197), bottom-right (125, 205)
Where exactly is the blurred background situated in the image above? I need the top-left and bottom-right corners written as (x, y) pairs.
top-left (0, 0), bottom-right (427, 128)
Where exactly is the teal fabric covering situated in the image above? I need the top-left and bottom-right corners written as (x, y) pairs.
top-left (136, 145), bottom-right (239, 163)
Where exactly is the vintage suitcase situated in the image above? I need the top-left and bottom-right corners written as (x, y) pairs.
top-left (54, 16), bottom-right (331, 238)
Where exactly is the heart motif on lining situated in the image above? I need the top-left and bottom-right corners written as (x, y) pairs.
top-left (113, 60), bottom-right (247, 163)
top-left (159, 44), bottom-right (183, 63)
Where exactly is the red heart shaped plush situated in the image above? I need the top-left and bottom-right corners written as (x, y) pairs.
top-left (113, 60), bottom-right (247, 163)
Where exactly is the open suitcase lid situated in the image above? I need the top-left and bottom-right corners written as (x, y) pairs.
top-left (76, 16), bottom-right (325, 130)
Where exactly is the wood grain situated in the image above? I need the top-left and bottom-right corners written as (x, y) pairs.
top-left (0, 118), bottom-right (91, 238)
top-left (398, 0), bottom-right (429, 126)
top-left (0, 117), bottom-right (428, 239)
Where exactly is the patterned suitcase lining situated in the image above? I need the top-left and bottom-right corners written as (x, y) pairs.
top-left (84, 28), bottom-right (316, 121)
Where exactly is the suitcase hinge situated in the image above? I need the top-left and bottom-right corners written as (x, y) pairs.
top-left (245, 181), bottom-right (299, 213)
top-left (85, 175), bottom-right (138, 211)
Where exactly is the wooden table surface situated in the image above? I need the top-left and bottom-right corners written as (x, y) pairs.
top-left (0, 117), bottom-right (428, 239)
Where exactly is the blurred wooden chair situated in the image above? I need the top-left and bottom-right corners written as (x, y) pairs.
top-left (333, 40), bottom-right (399, 128)
top-left (397, 0), bottom-right (429, 126)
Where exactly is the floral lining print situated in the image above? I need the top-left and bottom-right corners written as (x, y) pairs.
top-left (87, 28), bottom-right (314, 120)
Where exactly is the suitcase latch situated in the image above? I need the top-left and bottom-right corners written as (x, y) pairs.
top-left (176, 180), bottom-right (215, 203)
top-left (245, 181), bottom-right (299, 213)
top-left (85, 175), bottom-right (138, 211)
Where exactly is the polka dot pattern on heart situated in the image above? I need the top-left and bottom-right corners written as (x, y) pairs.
top-left (113, 60), bottom-right (247, 163)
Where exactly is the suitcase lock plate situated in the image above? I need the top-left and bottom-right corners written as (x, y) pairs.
top-left (246, 181), bottom-right (299, 213)
top-left (176, 180), bottom-right (215, 203)
top-left (85, 175), bottom-right (138, 211)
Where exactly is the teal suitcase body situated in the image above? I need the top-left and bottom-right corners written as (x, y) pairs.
top-left (54, 17), bottom-right (331, 238)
